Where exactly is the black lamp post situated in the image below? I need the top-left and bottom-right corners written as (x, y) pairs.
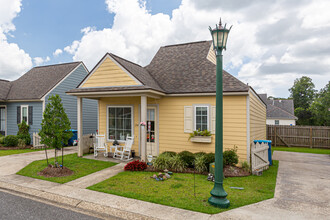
top-left (208, 18), bottom-right (231, 208)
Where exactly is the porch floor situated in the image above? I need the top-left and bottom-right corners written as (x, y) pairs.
top-left (83, 153), bottom-right (140, 164)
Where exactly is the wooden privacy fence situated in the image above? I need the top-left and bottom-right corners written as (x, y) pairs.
top-left (267, 125), bottom-right (330, 148)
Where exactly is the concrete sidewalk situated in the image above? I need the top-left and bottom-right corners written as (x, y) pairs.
top-left (0, 150), bottom-right (329, 219)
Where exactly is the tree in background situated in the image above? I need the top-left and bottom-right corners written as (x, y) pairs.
top-left (310, 81), bottom-right (330, 126)
top-left (39, 95), bottom-right (72, 167)
top-left (289, 76), bottom-right (316, 125)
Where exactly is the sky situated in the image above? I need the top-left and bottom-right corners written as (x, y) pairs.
top-left (0, 0), bottom-right (329, 98)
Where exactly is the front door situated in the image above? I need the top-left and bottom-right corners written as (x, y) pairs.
top-left (146, 106), bottom-right (158, 156)
top-left (0, 107), bottom-right (6, 136)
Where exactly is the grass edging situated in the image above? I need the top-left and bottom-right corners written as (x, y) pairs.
top-left (17, 153), bottom-right (117, 184)
top-left (272, 146), bottom-right (330, 155)
top-left (88, 160), bottom-right (279, 214)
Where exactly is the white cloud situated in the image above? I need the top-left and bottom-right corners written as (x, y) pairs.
top-left (0, 0), bottom-right (32, 81)
top-left (63, 0), bottom-right (330, 97)
top-left (33, 56), bottom-right (50, 66)
top-left (53, 49), bottom-right (63, 56)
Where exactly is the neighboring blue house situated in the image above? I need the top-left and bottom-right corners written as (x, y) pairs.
top-left (0, 62), bottom-right (97, 143)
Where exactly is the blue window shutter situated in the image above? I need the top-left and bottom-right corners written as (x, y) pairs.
top-left (28, 106), bottom-right (33, 125)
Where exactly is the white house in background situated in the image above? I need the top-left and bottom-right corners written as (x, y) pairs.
top-left (259, 94), bottom-right (298, 126)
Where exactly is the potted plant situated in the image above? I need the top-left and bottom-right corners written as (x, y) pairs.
top-left (189, 129), bottom-right (212, 143)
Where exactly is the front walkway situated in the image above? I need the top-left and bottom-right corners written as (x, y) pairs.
top-left (0, 150), bottom-right (329, 219)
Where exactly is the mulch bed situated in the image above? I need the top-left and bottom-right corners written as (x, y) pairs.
top-left (0, 145), bottom-right (32, 150)
top-left (223, 165), bottom-right (250, 177)
top-left (144, 165), bottom-right (250, 177)
top-left (38, 166), bottom-right (74, 177)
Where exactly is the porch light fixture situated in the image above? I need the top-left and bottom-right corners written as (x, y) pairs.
top-left (208, 18), bottom-right (232, 208)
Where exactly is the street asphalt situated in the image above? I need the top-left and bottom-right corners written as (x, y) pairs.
top-left (0, 190), bottom-right (101, 220)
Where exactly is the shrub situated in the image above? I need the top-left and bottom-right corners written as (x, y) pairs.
top-left (17, 121), bottom-right (29, 136)
top-left (241, 161), bottom-right (250, 172)
top-left (153, 154), bottom-right (172, 170)
top-left (159, 151), bottom-right (177, 157)
top-left (0, 136), bottom-right (4, 144)
top-left (4, 135), bottom-right (19, 147)
top-left (124, 160), bottom-right (147, 171)
top-left (223, 147), bottom-right (239, 166)
top-left (17, 134), bottom-right (31, 145)
top-left (169, 155), bottom-right (187, 172)
top-left (194, 152), bottom-right (206, 157)
top-left (17, 139), bottom-right (26, 148)
top-left (178, 151), bottom-right (195, 168)
top-left (194, 154), bottom-right (207, 173)
top-left (204, 153), bottom-right (215, 171)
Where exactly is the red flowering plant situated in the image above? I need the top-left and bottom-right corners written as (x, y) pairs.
top-left (124, 160), bottom-right (147, 171)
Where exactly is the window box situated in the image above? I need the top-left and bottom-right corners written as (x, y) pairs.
top-left (190, 136), bottom-right (212, 143)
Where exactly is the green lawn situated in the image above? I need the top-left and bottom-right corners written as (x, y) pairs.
top-left (0, 149), bottom-right (43, 157)
top-left (272, 146), bottom-right (330, 155)
top-left (88, 161), bottom-right (278, 214)
top-left (17, 153), bottom-right (117, 184)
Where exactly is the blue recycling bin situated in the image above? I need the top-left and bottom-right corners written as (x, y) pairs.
top-left (253, 140), bottom-right (272, 166)
top-left (68, 129), bottom-right (77, 146)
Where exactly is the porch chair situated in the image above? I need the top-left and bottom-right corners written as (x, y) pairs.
top-left (113, 136), bottom-right (134, 161)
top-left (94, 134), bottom-right (108, 157)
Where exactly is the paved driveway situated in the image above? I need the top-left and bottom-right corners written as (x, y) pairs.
top-left (211, 151), bottom-right (330, 220)
top-left (0, 147), bottom-right (77, 176)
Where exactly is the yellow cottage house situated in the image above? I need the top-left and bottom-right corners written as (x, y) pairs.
top-left (67, 41), bottom-right (266, 163)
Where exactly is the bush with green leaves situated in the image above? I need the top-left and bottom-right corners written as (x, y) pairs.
top-left (169, 155), bottom-right (187, 172)
top-left (4, 135), bottom-right (19, 147)
top-left (223, 146), bottom-right (239, 166)
top-left (17, 134), bottom-right (31, 145)
top-left (204, 153), bottom-right (215, 171)
top-left (17, 139), bottom-right (26, 148)
top-left (194, 152), bottom-right (206, 157)
top-left (0, 136), bottom-right (4, 144)
top-left (17, 121), bottom-right (29, 136)
top-left (189, 129), bottom-right (212, 139)
top-left (178, 151), bottom-right (195, 168)
top-left (153, 154), bottom-right (172, 170)
top-left (159, 151), bottom-right (177, 157)
top-left (194, 154), bottom-right (207, 173)
top-left (240, 161), bottom-right (250, 172)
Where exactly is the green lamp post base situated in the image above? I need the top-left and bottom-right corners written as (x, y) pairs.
top-left (208, 195), bottom-right (230, 208)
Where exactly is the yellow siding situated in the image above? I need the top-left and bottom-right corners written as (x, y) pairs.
top-left (97, 95), bottom-right (248, 161)
top-left (249, 91), bottom-right (266, 145)
top-left (82, 57), bottom-right (140, 88)
top-left (206, 45), bottom-right (216, 65)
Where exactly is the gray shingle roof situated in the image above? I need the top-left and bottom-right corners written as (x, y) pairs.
top-left (259, 93), bottom-right (297, 120)
top-left (3, 62), bottom-right (81, 100)
top-left (145, 41), bottom-right (249, 94)
top-left (0, 80), bottom-right (11, 101)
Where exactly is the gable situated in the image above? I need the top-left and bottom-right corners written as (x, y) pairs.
top-left (81, 56), bottom-right (141, 88)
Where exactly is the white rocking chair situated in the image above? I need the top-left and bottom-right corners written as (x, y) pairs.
top-left (113, 136), bottom-right (134, 161)
top-left (94, 134), bottom-right (108, 157)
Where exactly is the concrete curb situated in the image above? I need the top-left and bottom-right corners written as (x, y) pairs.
top-left (0, 180), bottom-right (155, 220)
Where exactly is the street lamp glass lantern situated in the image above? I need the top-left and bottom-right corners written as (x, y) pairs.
top-left (209, 19), bottom-right (231, 51)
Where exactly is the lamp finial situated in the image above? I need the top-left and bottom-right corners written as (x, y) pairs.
top-left (219, 18), bottom-right (222, 29)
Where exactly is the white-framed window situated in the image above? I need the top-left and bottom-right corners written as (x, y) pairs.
top-left (194, 105), bottom-right (209, 131)
top-left (275, 120), bottom-right (279, 125)
top-left (107, 106), bottom-right (133, 142)
top-left (21, 105), bottom-right (28, 124)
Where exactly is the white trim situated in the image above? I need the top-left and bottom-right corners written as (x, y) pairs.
top-left (41, 63), bottom-right (83, 100)
top-left (249, 88), bottom-right (267, 107)
top-left (6, 99), bottom-right (41, 102)
top-left (146, 105), bottom-right (159, 156)
top-left (79, 54), bottom-right (142, 88)
top-left (193, 104), bottom-right (210, 131)
top-left (97, 100), bottom-right (100, 133)
top-left (106, 105), bottom-right (134, 143)
top-left (246, 95), bottom-right (250, 164)
top-left (166, 92), bottom-right (249, 96)
top-left (21, 105), bottom-right (29, 125)
top-left (0, 105), bottom-right (7, 136)
top-left (67, 89), bottom-right (165, 98)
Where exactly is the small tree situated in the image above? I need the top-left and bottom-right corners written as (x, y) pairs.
top-left (39, 95), bottom-right (72, 168)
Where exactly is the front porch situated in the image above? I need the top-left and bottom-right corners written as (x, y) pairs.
top-left (75, 91), bottom-right (163, 161)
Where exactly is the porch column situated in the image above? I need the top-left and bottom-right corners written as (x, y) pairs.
top-left (140, 95), bottom-right (147, 161)
top-left (77, 97), bottom-right (83, 157)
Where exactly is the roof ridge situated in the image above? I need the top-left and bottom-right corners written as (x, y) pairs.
top-left (109, 53), bottom-right (142, 67)
top-left (0, 79), bottom-right (10, 82)
top-left (162, 40), bottom-right (210, 48)
top-left (33, 61), bottom-right (81, 69)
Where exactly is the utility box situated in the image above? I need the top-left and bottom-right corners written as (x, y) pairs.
top-left (209, 162), bottom-right (215, 175)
